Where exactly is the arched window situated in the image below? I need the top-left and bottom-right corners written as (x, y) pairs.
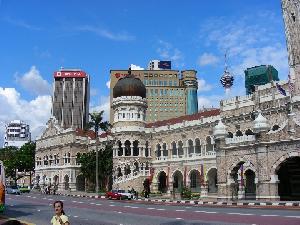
top-left (236, 130), bottom-right (243, 137)
top-left (245, 129), bottom-right (254, 135)
top-left (195, 138), bottom-right (201, 154)
top-left (118, 141), bottom-right (123, 156)
top-left (172, 141), bottom-right (177, 156)
top-left (125, 140), bottom-right (131, 156)
top-left (206, 136), bottom-right (213, 152)
top-left (188, 139), bottom-right (194, 155)
top-left (133, 140), bottom-right (139, 156)
top-left (156, 144), bottom-right (161, 157)
top-left (162, 143), bottom-right (168, 156)
top-left (145, 141), bottom-right (149, 157)
top-left (178, 141), bottom-right (184, 156)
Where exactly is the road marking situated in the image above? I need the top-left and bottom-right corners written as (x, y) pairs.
top-left (130, 206), bottom-right (139, 208)
top-left (157, 208), bottom-right (165, 211)
top-left (90, 202), bottom-right (96, 205)
top-left (185, 206), bottom-right (191, 208)
top-left (147, 207), bottom-right (155, 210)
top-left (109, 204), bottom-right (115, 207)
top-left (204, 211), bottom-right (217, 214)
top-left (261, 215), bottom-right (279, 217)
top-left (195, 210), bottom-right (207, 213)
top-left (176, 209), bottom-right (186, 212)
top-left (176, 218), bottom-right (182, 220)
top-left (96, 203), bottom-right (102, 206)
top-left (48, 198), bottom-right (53, 201)
top-left (78, 201), bottom-right (83, 204)
top-left (32, 196), bottom-right (36, 199)
top-left (72, 201), bottom-right (77, 203)
top-left (118, 212), bottom-right (122, 214)
top-left (285, 216), bottom-right (300, 219)
top-left (228, 213), bottom-right (254, 216)
top-left (74, 215), bottom-right (78, 218)
top-left (42, 197), bottom-right (47, 200)
top-left (37, 209), bottom-right (41, 212)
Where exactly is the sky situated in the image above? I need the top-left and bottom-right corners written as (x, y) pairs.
top-left (0, 0), bottom-right (289, 145)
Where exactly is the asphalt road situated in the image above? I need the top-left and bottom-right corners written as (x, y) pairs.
top-left (4, 193), bottom-right (300, 225)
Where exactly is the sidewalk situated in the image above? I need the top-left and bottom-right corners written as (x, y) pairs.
top-left (56, 191), bottom-right (300, 208)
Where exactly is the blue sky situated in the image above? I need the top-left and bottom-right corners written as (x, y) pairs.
top-left (0, 0), bottom-right (289, 142)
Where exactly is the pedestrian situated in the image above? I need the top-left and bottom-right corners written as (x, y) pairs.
top-left (51, 200), bottom-right (70, 225)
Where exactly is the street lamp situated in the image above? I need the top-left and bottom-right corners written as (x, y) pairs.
top-left (95, 125), bottom-right (99, 194)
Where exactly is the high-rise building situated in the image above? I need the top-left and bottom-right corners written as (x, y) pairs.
top-left (245, 65), bottom-right (279, 95)
top-left (147, 60), bottom-right (171, 70)
top-left (52, 69), bottom-right (90, 129)
top-left (3, 120), bottom-right (31, 148)
top-left (110, 66), bottom-right (198, 123)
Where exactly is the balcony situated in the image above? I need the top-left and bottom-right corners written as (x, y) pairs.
top-left (225, 135), bottom-right (256, 144)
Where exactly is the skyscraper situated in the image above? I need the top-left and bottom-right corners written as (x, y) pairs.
top-left (52, 69), bottom-right (90, 129)
top-left (110, 67), bottom-right (198, 123)
top-left (3, 120), bottom-right (31, 148)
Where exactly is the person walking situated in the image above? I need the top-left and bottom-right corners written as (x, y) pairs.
top-left (51, 200), bottom-right (70, 225)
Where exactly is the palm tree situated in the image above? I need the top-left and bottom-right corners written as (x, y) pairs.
top-left (86, 111), bottom-right (111, 192)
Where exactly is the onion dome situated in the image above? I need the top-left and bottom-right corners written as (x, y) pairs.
top-left (113, 75), bottom-right (146, 98)
top-left (253, 112), bottom-right (270, 133)
top-left (213, 120), bottom-right (227, 139)
top-left (220, 70), bottom-right (234, 89)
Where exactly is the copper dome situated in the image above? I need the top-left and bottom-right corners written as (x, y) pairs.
top-left (113, 75), bottom-right (146, 98)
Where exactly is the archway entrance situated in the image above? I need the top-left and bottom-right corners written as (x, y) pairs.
top-left (173, 171), bottom-right (183, 193)
top-left (64, 175), bottom-right (69, 190)
top-left (76, 174), bottom-right (85, 191)
top-left (277, 157), bottom-right (300, 200)
top-left (207, 168), bottom-right (218, 193)
top-left (245, 170), bottom-right (256, 199)
top-left (158, 171), bottom-right (167, 193)
top-left (189, 170), bottom-right (201, 192)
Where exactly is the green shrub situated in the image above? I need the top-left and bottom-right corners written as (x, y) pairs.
top-left (181, 187), bottom-right (192, 199)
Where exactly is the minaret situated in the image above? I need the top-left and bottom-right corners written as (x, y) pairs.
top-left (282, 0), bottom-right (300, 93)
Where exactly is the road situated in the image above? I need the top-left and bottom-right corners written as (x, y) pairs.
top-left (4, 193), bottom-right (300, 225)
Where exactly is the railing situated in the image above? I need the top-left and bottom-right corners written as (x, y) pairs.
top-left (225, 135), bottom-right (255, 144)
top-left (114, 169), bottom-right (150, 184)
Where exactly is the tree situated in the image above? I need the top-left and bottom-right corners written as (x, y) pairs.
top-left (17, 142), bottom-right (36, 185)
top-left (85, 110), bottom-right (111, 192)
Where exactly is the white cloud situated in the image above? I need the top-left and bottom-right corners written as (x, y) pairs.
top-left (4, 16), bottom-right (41, 30)
top-left (106, 80), bottom-right (111, 89)
top-left (90, 88), bottom-right (98, 96)
top-left (198, 79), bottom-right (212, 92)
top-left (75, 25), bottom-right (135, 41)
top-left (200, 15), bottom-right (289, 78)
top-left (130, 64), bottom-right (144, 70)
top-left (15, 66), bottom-right (52, 95)
top-left (89, 95), bottom-right (110, 122)
top-left (0, 87), bottom-right (52, 146)
top-left (198, 53), bottom-right (219, 66)
top-left (198, 95), bottom-right (223, 109)
top-left (157, 40), bottom-right (184, 68)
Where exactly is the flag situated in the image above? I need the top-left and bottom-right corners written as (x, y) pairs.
top-left (276, 83), bottom-right (287, 96)
top-left (158, 61), bottom-right (171, 69)
top-left (288, 74), bottom-right (294, 93)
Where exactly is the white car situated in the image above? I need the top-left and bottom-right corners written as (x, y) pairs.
top-left (117, 190), bottom-right (134, 200)
top-left (6, 186), bottom-right (21, 195)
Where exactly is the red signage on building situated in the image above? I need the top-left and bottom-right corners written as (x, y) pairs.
top-left (114, 73), bottom-right (128, 79)
top-left (54, 71), bottom-right (86, 78)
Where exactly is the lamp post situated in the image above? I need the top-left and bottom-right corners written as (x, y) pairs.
top-left (95, 125), bottom-right (99, 194)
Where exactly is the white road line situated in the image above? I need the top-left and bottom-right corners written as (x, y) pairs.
top-left (176, 218), bottom-right (182, 220)
top-left (32, 196), bottom-right (37, 199)
top-left (176, 209), bottom-right (186, 212)
top-left (285, 216), bottom-right (300, 219)
top-left (157, 208), bottom-right (166, 211)
top-left (227, 212), bottom-right (254, 216)
top-left (78, 202), bottom-right (83, 204)
top-left (96, 203), bottom-right (102, 206)
top-left (109, 204), bottom-right (115, 207)
top-left (74, 215), bottom-right (78, 218)
top-left (90, 203), bottom-right (96, 205)
top-left (48, 198), bottom-right (53, 201)
top-left (261, 215), bottom-right (279, 217)
top-left (130, 206), bottom-right (139, 209)
top-left (195, 210), bottom-right (207, 213)
top-left (37, 209), bottom-right (41, 212)
top-left (204, 211), bottom-right (217, 214)
top-left (147, 207), bottom-right (155, 210)
top-left (42, 198), bottom-right (47, 200)
top-left (118, 212), bottom-right (122, 214)
top-left (72, 201), bottom-right (77, 203)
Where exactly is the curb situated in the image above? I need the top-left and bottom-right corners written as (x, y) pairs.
top-left (56, 193), bottom-right (300, 207)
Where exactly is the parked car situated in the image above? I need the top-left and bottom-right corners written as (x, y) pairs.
top-left (6, 186), bottom-right (21, 195)
top-left (18, 186), bottom-right (31, 193)
top-left (116, 190), bottom-right (134, 200)
top-left (105, 190), bottom-right (123, 200)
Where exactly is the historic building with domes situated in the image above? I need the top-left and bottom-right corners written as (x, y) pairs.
top-left (35, 0), bottom-right (300, 201)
